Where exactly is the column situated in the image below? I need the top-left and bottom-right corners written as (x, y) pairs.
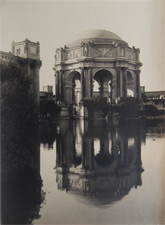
top-left (116, 68), bottom-right (121, 98)
top-left (58, 70), bottom-right (65, 102)
top-left (72, 83), bottom-right (76, 104)
top-left (80, 68), bottom-right (85, 99)
top-left (84, 67), bottom-right (92, 98)
top-left (135, 70), bottom-right (141, 102)
top-left (99, 85), bottom-right (104, 98)
top-left (122, 67), bottom-right (127, 97)
top-left (60, 70), bottom-right (64, 102)
top-left (120, 69), bottom-right (123, 97)
top-left (58, 71), bottom-right (61, 100)
top-left (55, 71), bottom-right (59, 102)
top-left (109, 82), bottom-right (113, 104)
top-left (90, 68), bottom-right (93, 97)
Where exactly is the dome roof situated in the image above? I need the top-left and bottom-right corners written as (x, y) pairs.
top-left (67, 29), bottom-right (124, 46)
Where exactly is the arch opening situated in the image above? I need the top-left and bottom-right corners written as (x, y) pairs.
top-left (66, 71), bottom-right (82, 107)
top-left (93, 69), bottom-right (113, 104)
top-left (127, 72), bottom-right (134, 97)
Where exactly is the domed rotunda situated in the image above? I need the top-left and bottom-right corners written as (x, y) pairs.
top-left (54, 29), bottom-right (142, 117)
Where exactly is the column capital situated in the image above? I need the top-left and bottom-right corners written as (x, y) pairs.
top-left (122, 67), bottom-right (128, 71)
top-left (116, 67), bottom-right (122, 72)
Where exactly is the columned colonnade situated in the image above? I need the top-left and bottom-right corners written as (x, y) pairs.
top-left (55, 67), bottom-right (141, 106)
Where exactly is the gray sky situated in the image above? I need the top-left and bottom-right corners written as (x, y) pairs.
top-left (0, 0), bottom-right (164, 92)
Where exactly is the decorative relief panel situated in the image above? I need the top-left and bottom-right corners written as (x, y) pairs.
top-left (66, 49), bottom-right (81, 60)
top-left (126, 49), bottom-right (132, 59)
top-left (126, 49), bottom-right (137, 61)
top-left (94, 48), bottom-right (114, 58)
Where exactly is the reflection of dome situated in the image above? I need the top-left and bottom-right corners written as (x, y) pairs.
top-left (66, 175), bottom-right (132, 207)
top-left (56, 170), bottom-right (143, 207)
top-left (69, 189), bottom-right (128, 207)
top-left (68, 29), bottom-right (126, 46)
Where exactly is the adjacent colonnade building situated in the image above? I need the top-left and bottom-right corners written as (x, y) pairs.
top-left (0, 39), bottom-right (42, 107)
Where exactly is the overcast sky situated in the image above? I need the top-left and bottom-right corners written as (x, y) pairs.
top-left (0, 0), bottom-right (164, 92)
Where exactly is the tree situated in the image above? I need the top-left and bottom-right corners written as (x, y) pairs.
top-left (1, 62), bottom-right (38, 174)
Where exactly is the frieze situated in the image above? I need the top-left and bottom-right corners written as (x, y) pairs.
top-left (66, 49), bottom-right (81, 60)
top-left (94, 48), bottom-right (114, 58)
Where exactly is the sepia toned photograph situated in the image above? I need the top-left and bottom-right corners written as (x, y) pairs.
top-left (0, 0), bottom-right (165, 224)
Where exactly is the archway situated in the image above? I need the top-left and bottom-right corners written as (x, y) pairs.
top-left (127, 72), bottom-right (134, 97)
top-left (93, 69), bottom-right (113, 104)
top-left (66, 71), bottom-right (81, 106)
top-left (93, 80), bottom-right (99, 97)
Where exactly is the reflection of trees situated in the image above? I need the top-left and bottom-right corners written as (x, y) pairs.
top-left (39, 123), bottom-right (58, 149)
top-left (2, 169), bottom-right (45, 224)
top-left (1, 128), bottom-right (45, 224)
top-left (1, 126), bottom-right (45, 224)
top-left (55, 119), bottom-right (144, 206)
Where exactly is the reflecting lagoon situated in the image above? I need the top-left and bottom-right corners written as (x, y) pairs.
top-left (2, 118), bottom-right (165, 224)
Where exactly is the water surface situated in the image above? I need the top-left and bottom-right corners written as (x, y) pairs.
top-left (2, 118), bottom-right (165, 224)
top-left (35, 119), bottom-right (165, 225)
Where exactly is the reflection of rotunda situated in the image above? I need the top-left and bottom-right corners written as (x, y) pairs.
top-left (55, 119), bottom-right (144, 206)
top-left (54, 29), bottom-right (142, 117)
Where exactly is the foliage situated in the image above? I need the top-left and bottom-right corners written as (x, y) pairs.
top-left (1, 62), bottom-right (38, 175)
top-left (1, 62), bottom-right (45, 223)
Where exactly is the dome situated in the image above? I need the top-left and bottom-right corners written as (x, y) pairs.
top-left (67, 29), bottom-right (124, 46)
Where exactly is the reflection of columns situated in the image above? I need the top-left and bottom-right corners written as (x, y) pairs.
top-left (100, 137), bottom-right (109, 154)
top-left (111, 126), bottom-right (118, 159)
top-left (120, 136), bottom-right (128, 167)
top-left (84, 139), bottom-right (94, 170)
top-left (135, 70), bottom-right (141, 101)
top-left (122, 68), bottom-right (127, 97)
